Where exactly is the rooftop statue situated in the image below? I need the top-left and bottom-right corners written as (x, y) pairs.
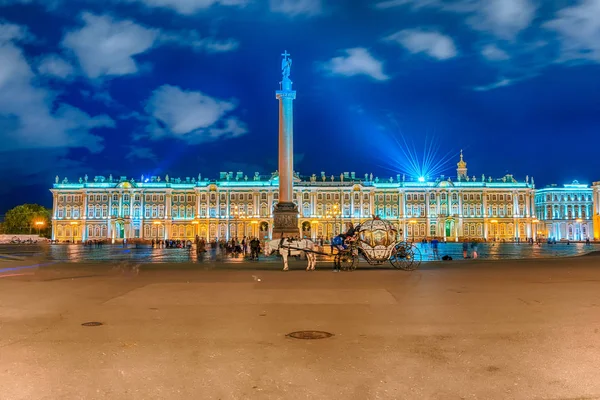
top-left (281, 50), bottom-right (292, 80)
top-left (84, 174), bottom-right (88, 182)
top-left (55, 175), bottom-right (59, 184)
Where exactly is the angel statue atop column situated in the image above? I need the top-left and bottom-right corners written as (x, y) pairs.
top-left (281, 50), bottom-right (292, 79)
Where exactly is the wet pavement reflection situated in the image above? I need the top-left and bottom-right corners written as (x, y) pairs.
top-left (1, 242), bottom-right (598, 264)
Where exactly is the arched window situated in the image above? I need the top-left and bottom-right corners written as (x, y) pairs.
top-left (95, 225), bottom-right (101, 237)
top-left (172, 206), bottom-right (179, 218)
top-left (88, 205), bottom-right (94, 218)
top-left (303, 202), bottom-right (311, 217)
top-left (88, 226), bottom-right (93, 236)
top-left (58, 225), bottom-right (64, 237)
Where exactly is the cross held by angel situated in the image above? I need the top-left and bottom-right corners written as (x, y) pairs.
top-left (281, 50), bottom-right (292, 79)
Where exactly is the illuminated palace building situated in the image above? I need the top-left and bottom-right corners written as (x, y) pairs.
top-left (50, 153), bottom-right (597, 243)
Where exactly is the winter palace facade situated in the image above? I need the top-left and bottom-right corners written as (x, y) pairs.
top-left (50, 154), bottom-right (600, 243)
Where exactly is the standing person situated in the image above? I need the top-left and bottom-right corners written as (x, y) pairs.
top-left (462, 240), bottom-right (469, 259)
top-left (431, 237), bottom-right (440, 260)
top-left (471, 240), bottom-right (478, 259)
top-left (250, 237), bottom-right (260, 260)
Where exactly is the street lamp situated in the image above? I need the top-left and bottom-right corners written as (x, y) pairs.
top-left (490, 219), bottom-right (498, 241)
top-left (34, 220), bottom-right (45, 236)
top-left (409, 219), bottom-right (417, 243)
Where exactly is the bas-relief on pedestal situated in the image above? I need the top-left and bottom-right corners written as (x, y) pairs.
top-left (272, 50), bottom-right (300, 239)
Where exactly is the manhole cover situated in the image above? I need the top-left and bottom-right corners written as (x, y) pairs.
top-left (286, 330), bottom-right (334, 340)
top-left (81, 322), bottom-right (103, 327)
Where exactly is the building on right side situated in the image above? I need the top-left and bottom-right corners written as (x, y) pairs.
top-left (593, 181), bottom-right (600, 240)
top-left (535, 181), bottom-right (594, 241)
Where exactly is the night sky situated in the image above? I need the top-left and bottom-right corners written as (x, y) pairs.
top-left (1, 0), bottom-right (599, 212)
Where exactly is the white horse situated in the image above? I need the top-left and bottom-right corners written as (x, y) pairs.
top-left (264, 238), bottom-right (317, 271)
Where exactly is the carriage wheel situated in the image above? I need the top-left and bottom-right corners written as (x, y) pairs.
top-left (339, 252), bottom-right (357, 271)
top-left (389, 243), bottom-right (408, 269)
top-left (390, 243), bottom-right (421, 271)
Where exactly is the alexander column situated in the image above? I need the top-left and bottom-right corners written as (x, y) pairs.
top-left (272, 50), bottom-right (300, 238)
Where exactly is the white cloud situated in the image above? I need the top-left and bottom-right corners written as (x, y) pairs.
top-left (481, 44), bottom-right (510, 61)
top-left (473, 77), bottom-right (514, 91)
top-left (0, 28), bottom-right (114, 154)
top-left (386, 29), bottom-right (457, 60)
top-left (544, 0), bottom-right (600, 63)
top-left (375, 0), bottom-right (536, 39)
top-left (321, 48), bottom-right (389, 81)
top-left (160, 31), bottom-right (239, 53)
top-left (144, 84), bottom-right (247, 143)
top-left (62, 13), bottom-right (159, 79)
top-left (0, 21), bottom-right (30, 43)
top-left (270, 0), bottom-right (322, 16)
top-left (37, 54), bottom-right (75, 79)
top-left (127, 0), bottom-right (248, 15)
top-left (62, 13), bottom-right (240, 79)
top-left (467, 0), bottom-right (537, 40)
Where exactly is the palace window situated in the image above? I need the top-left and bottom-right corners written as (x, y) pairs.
top-left (441, 193), bottom-right (447, 201)
top-left (407, 194), bottom-right (412, 201)
top-left (430, 224), bottom-right (436, 236)
top-left (430, 193), bottom-right (435, 201)
top-left (158, 205), bottom-right (164, 218)
top-left (452, 193), bottom-right (458, 201)
top-left (451, 204), bottom-right (458, 215)
top-left (152, 205), bottom-right (157, 218)
top-left (470, 194), bottom-right (474, 201)
top-left (123, 205), bottom-right (129, 216)
top-left (88, 205), bottom-right (94, 218)
top-left (66, 207), bottom-right (72, 219)
top-left (102, 205), bottom-right (107, 218)
top-left (123, 194), bottom-right (130, 202)
top-left (133, 206), bottom-right (140, 218)
top-left (186, 206), bottom-right (193, 218)
top-left (303, 203), bottom-right (311, 217)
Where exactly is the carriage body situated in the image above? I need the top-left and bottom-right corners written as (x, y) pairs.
top-left (353, 218), bottom-right (421, 270)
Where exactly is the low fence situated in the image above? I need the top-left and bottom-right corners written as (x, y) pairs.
top-left (0, 234), bottom-right (46, 244)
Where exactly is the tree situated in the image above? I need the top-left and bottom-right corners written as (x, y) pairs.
top-left (2, 204), bottom-right (51, 236)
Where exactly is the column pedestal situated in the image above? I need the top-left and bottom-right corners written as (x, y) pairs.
top-left (272, 202), bottom-right (299, 239)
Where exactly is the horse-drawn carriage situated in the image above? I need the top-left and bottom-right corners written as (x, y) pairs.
top-left (265, 217), bottom-right (421, 271)
top-left (333, 218), bottom-right (421, 271)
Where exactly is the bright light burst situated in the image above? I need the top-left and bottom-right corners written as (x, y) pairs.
top-left (379, 132), bottom-right (457, 182)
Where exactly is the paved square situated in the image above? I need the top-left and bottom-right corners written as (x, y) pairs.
top-left (1, 257), bottom-right (599, 399)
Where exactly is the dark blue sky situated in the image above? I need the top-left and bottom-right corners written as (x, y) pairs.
top-left (1, 0), bottom-right (599, 212)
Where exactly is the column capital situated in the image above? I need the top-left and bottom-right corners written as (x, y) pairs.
top-left (276, 90), bottom-right (296, 100)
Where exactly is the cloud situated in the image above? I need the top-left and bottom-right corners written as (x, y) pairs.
top-left (269, 0), bottom-right (322, 16)
top-left (375, 0), bottom-right (536, 39)
top-left (160, 31), bottom-right (239, 53)
top-left (126, 146), bottom-right (158, 162)
top-left (385, 29), bottom-right (457, 60)
top-left (0, 20), bottom-right (31, 43)
top-left (472, 74), bottom-right (536, 91)
top-left (126, 0), bottom-right (248, 15)
top-left (0, 25), bottom-right (114, 154)
top-left (144, 84), bottom-right (247, 143)
top-left (481, 44), bottom-right (510, 61)
top-left (37, 54), bottom-right (75, 79)
top-left (544, 0), bottom-right (600, 63)
top-left (321, 48), bottom-right (389, 81)
top-left (61, 13), bottom-right (240, 80)
top-left (466, 0), bottom-right (537, 40)
top-left (62, 13), bottom-right (159, 79)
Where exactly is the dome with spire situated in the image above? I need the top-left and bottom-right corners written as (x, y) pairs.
top-left (457, 150), bottom-right (467, 180)
top-left (457, 150), bottom-right (467, 169)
